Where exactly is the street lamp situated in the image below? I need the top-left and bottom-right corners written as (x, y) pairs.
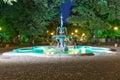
top-left (0, 27), bottom-right (2, 31)
top-left (46, 30), bottom-right (49, 41)
top-left (0, 27), bottom-right (2, 47)
top-left (114, 26), bottom-right (119, 47)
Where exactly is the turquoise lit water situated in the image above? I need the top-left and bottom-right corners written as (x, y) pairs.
top-left (11, 46), bottom-right (111, 55)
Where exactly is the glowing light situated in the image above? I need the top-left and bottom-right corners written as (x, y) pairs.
top-left (0, 27), bottom-right (2, 31)
top-left (69, 49), bottom-right (79, 54)
top-left (51, 32), bottom-right (54, 36)
top-left (44, 49), bottom-right (55, 54)
top-left (18, 35), bottom-right (20, 38)
top-left (71, 32), bottom-right (74, 35)
top-left (82, 33), bottom-right (85, 36)
top-left (75, 29), bottom-right (78, 33)
top-left (81, 47), bottom-right (86, 54)
top-left (114, 27), bottom-right (118, 31)
top-left (47, 30), bottom-right (49, 33)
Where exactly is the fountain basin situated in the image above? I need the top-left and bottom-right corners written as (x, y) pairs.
top-left (2, 46), bottom-right (115, 57)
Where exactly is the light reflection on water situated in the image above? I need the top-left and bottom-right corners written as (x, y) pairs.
top-left (12, 46), bottom-right (111, 55)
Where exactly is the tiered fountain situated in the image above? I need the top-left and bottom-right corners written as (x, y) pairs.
top-left (2, 4), bottom-right (115, 56)
top-left (2, 13), bottom-right (114, 57)
top-left (52, 14), bottom-right (70, 51)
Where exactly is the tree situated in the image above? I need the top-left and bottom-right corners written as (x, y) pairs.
top-left (1, 0), bottom-right (65, 44)
top-left (68, 0), bottom-right (120, 44)
top-left (0, 16), bottom-right (16, 45)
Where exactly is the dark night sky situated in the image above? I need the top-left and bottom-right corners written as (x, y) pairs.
top-left (61, 0), bottom-right (75, 23)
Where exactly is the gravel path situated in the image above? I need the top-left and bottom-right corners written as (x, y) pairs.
top-left (0, 46), bottom-right (119, 80)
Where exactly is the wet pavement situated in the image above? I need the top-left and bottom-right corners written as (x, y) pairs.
top-left (0, 46), bottom-right (120, 80)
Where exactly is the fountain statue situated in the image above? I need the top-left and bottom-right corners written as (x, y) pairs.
top-left (52, 14), bottom-right (70, 51)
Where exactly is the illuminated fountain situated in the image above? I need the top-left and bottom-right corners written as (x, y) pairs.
top-left (2, 14), bottom-right (115, 57)
top-left (1, 0), bottom-right (116, 56)
top-left (52, 14), bottom-right (70, 51)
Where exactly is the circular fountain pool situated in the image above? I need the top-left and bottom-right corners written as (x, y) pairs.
top-left (2, 46), bottom-right (115, 57)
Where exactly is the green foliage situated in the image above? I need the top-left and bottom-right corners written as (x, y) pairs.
top-left (1, 0), bottom-right (120, 44)
top-left (0, 0), bottom-right (68, 45)
top-left (0, 16), bottom-right (16, 43)
top-left (1, 0), bottom-right (64, 37)
top-left (98, 27), bottom-right (120, 39)
top-left (68, 0), bottom-right (120, 39)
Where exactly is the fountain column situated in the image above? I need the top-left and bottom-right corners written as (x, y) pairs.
top-left (52, 14), bottom-right (69, 50)
top-left (58, 14), bottom-right (66, 48)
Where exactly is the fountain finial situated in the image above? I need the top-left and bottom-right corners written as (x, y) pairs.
top-left (60, 13), bottom-right (63, 27)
